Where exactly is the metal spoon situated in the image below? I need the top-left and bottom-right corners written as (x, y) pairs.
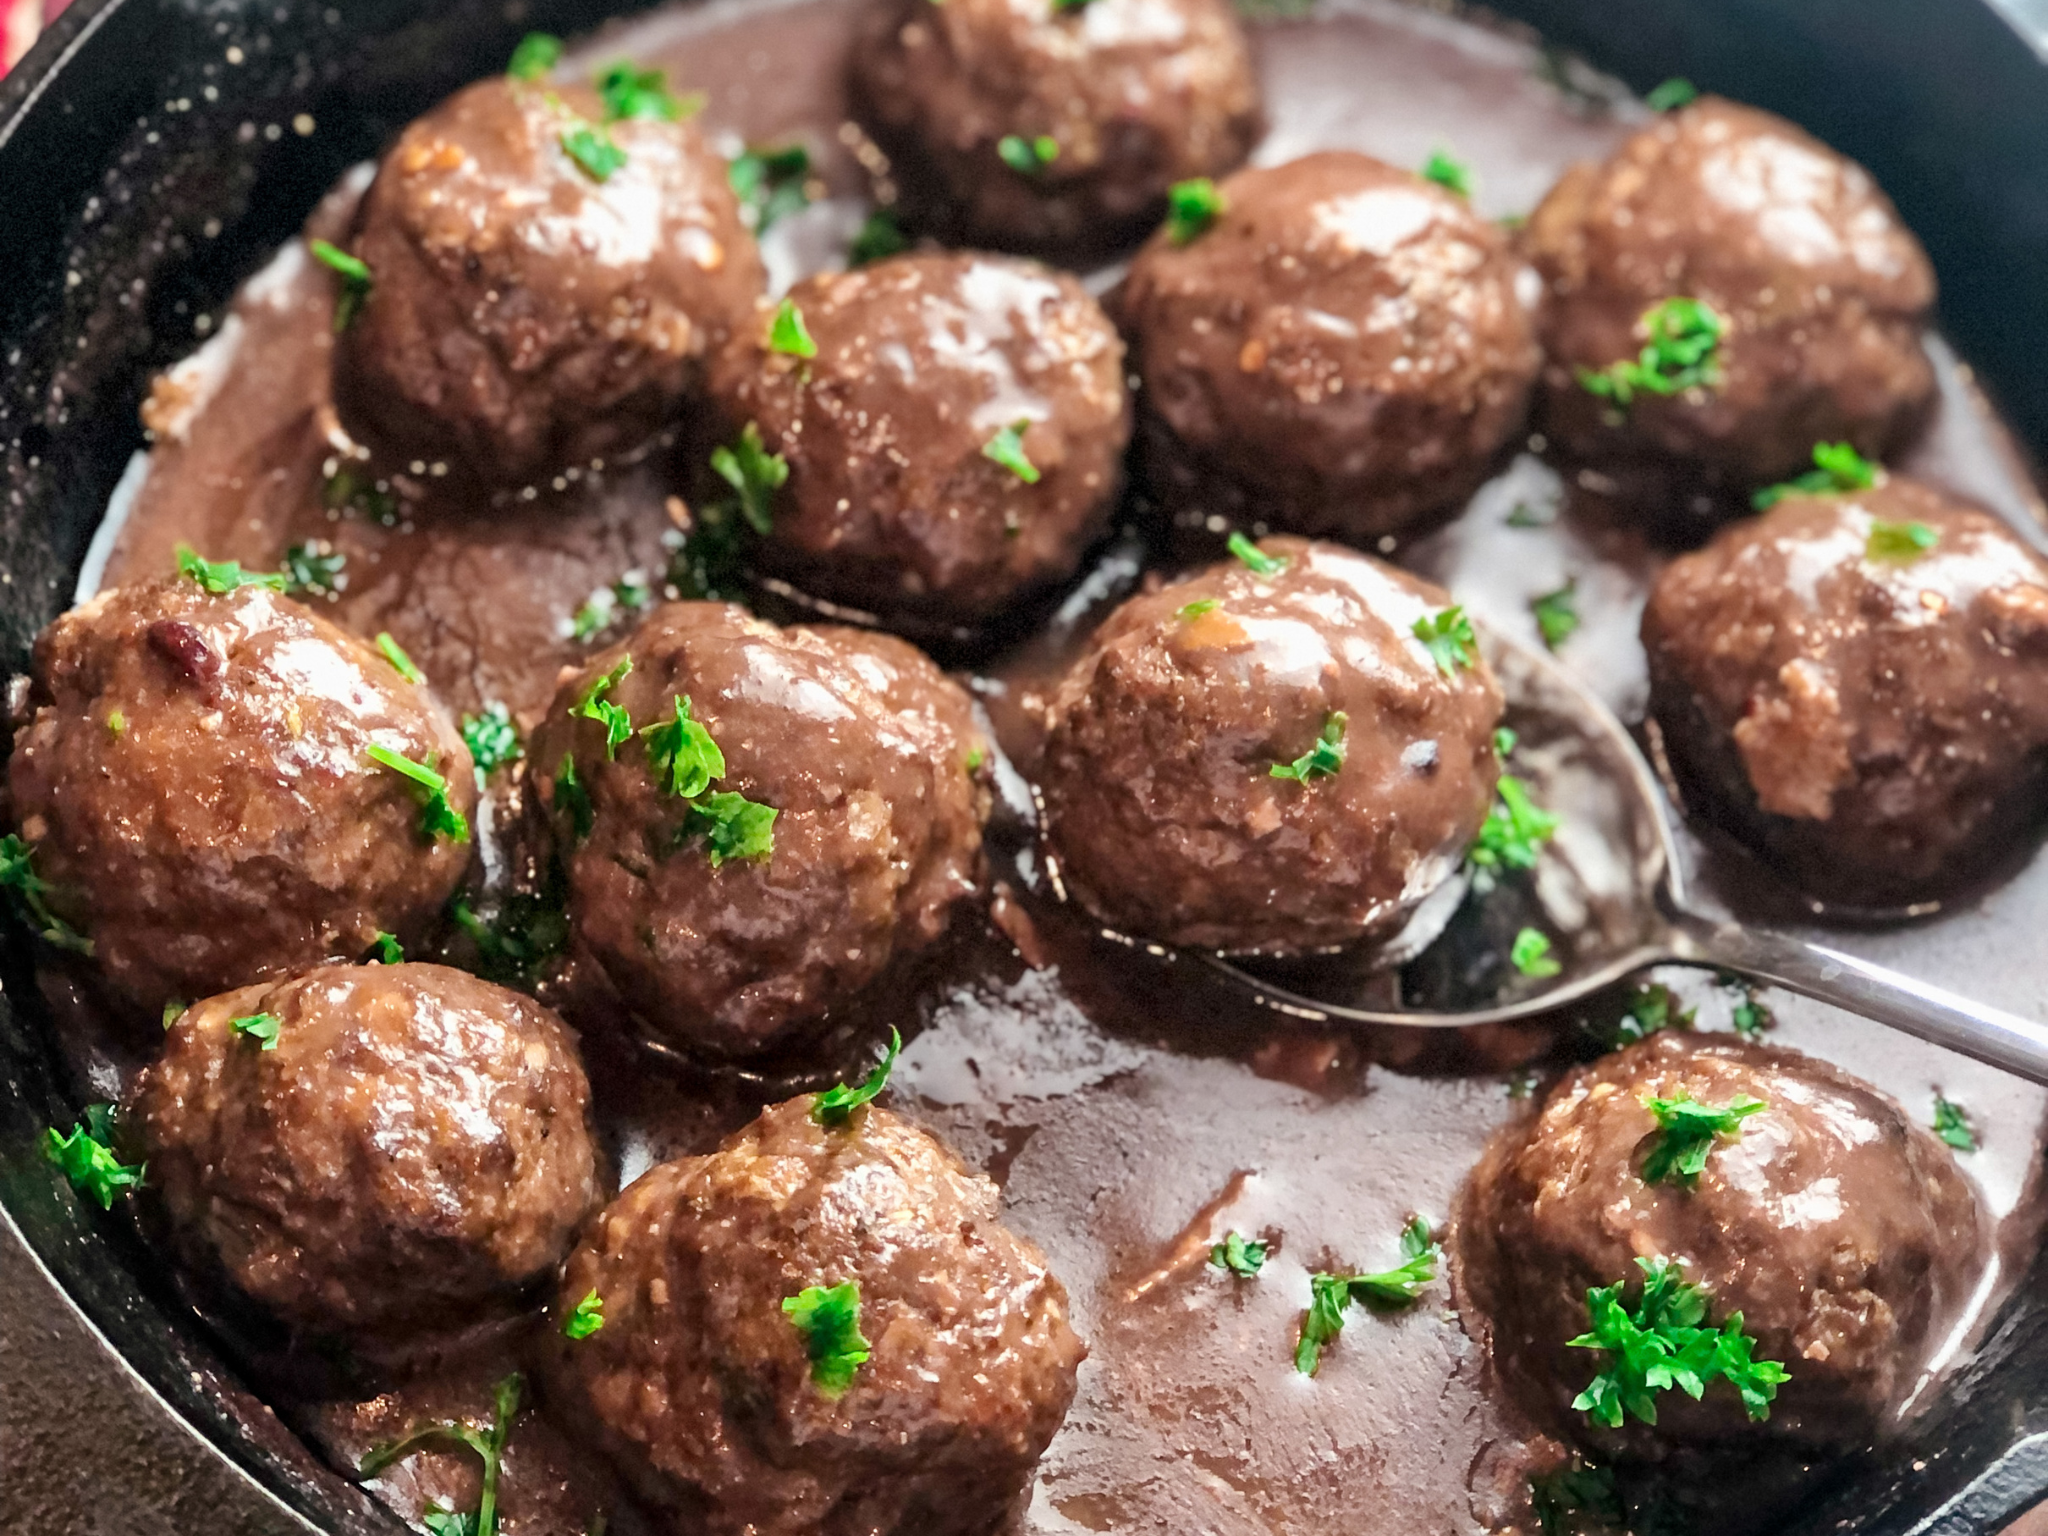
top-left (1199, 630), bottom-right (2048, 1086)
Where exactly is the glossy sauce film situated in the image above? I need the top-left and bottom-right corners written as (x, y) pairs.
top-left (50, 0), bottom-right (2048, 1532)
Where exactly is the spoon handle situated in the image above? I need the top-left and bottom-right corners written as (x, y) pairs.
top-left (1671, 916), bottom-right (2048, 1086)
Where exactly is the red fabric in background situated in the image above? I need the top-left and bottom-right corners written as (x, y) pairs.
top-left (3, 0), bottom-right (72, 72)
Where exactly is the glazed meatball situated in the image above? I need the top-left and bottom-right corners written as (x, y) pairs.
top-left (1039, 536), bottom-right (1504, 952)
top-left (1122, 151), bottom-right (1542, 541)
top-left (127, 963), bottom-right (599, 1332)
top-left (7, 576), bottom-right (476, 1013)
top-left (1643, 477), bottom-right (2048, 905)
top-left (1526, 97), bottom-right (1936, 490)
top-left (1456, 1031), bottom-right (1983, 1456)
top-left (530, 604), bottom-right (989, 1059)
top-left (549, 1095), bottom-right (1084, 1536)
top-left (849, 0), bottom-right (1260, 256)
top-left (709, 252), bottom-right (1131, 629)
top-left (334, 74), bottom-right (765, 483)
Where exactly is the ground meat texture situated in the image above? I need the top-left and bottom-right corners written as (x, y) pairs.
top-left (848, 0), bottom-right (1259, 257)
top-left (1642, 478), bottom-right (2048, 906)
top-left (126, 963), bottom-right (599, 1332)
top-left (334, 75), bottom-right (764, 484)
top-left (529, 604), bottom-right (989, 1059)
top-left (1525, 97), bottom-right (1936, 492)
top-left (1120, 151), bottom-right (1542, 541)
top-left (549, 1096), bottom-right (1083, 1536)
top-left (1038, 536), bottom-right (1503, 952)
top-left (6, 577), bottom-right (476, 1015)
top-left (709, 252), bottom-right (1130, 629)
top-left (1455, 1032), bottom-right (1983, 1457)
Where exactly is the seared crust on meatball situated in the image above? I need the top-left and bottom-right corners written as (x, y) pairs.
top-left (335, 75), bottom-right (764, 483)
top-left (849, 0), bottom-right (1260, 256)
top-left (1039, 537), bottom-right (1503, 952)
top-left (1455, 1032), bottom-right (1983, 1456)
top-left (1526, 97), bottom-right (1936, 489)
top-left (710, 252), bottom-right (1130, 628)
top-left (7, 577), bottom-right (476, 1013)
top-left (530, 604), bottom-right (989, 1059)
top-left (127, 962), bottom-right (599, 1332)
top-left (1122, 151), bottom-right (1542, 540)
top-left (1643, 478), bottom-right (2048, 904)
top-left (549, 1097), bottom-right (1084, 1536)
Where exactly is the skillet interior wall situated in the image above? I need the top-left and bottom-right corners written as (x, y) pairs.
top-left (1, 0), bottom-right (2047, 1532)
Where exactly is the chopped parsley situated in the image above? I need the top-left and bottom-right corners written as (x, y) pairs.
top-left (0, 833), bottom-right (91, 954)
top-left (848, 207), bottom-right (910, 267)
top-left (1295, 1218), bottom-right (1441, 1375)
top-left (1493, 726), bottom-right (1519, 759)
top-left (812, 1027), bottom-right (903, 1126)
top-left (324, 465), bottom-right (399, 526)
top-left (1750, 441), bottom-right (1879, 510)
top-left (1933, 1094), bottom-right (1978, 1153)
top-left (367, 744), bottom-right (470, 844)
top-left (640, 695), bottom-right (726, 799)
top-left (1723, 976), bottom-right (1773, 1038)
top-left (571, 657), bottom-right (635, 758)
top-left (1270, 711), bottom-right (1347, 783)
top-left (376, 631), bottom-right (426, 685)
top-left (282, 541), bottom-right (346, 597)
top-left (682, 790), bottom-right (777, 866)
top-left (1602, 981), bottom-right (1697, 1046)
top-left (359, 1372), bottom-right (523, 1536)
top-left (1165, 177), bottom-right (1225, 245)
top-left (563, 1288), bottom-right (606, 1340)
top-left (1577, 297), bottom-right (1725, 407)
top-left (230, 1011), bottom-right (282, 1050)
top-left (163, 999), bottom-right (187, 1029)
top-left (553, 756), bottom-right (595, 842)
top-left (1178, 598), bottom-right (1221, 621)
top-left (561, 122), bottom-right (627, 183)
top-left (309, 239), bottom-right (372, 332)
top-left (1421, 148), bottom-right (1474, 199)
top-left (768, 296), bottom-right (818, 359)
top-left (507, 31), bottom-right (562, 81)
top-left (1639, 1092), bottom-right (1766, 1186)
top-left (997, 133), bottom-right (1059, 175)
top-left (42, 1105), bottom-right (143, 1209)
top-left (1227, 531), bottom-right (1287, 576)
top-left (1467, 775), bottom-right (1560, 877)
top-left (370, 931), bottom-right (405, 964)
top-left (1211, 1231), bottom-right (1268, 1278)
top-left (783, 1279), bottom-right (871, 1398)
top-left (571, 573), bottom-right (655, 641)
top-left (1506, 499), bottom-right (1556, 529)
top-left (729, 143), bottom-right (812, 234)
top-left (981, 421), bottom-right (1040, 484)
top-left (106, 709), bottom-right (127, 736)
top-left (176, 543), bottom-right (287, 594)
top-left (1413, 605), bottom-right (1477, 675)
top-left (1529, 1464), bottom-right (1623, 1536)
top-left (1531, 580), bottom-right (1580, 651)
top-left (1511, 927), bottom-right (1562, 979)
top-left (1295, 1273), bottom-right (1355, 1377)
top-left (1569, 1255), bottom-right (1789, 1427)
top-left (965, 745), bottom-right (987, 774)
top-left (710, 422), bottom-right (789, 535)
top-left (450, 874), bottom-right (571, 988)
top-left (1866, 519), bottom-right (1940, 562)
top-left (596, 61), bottom-right (699, 122)
top-left (1645, 77), bottom-right (1699, 111)
top-left (462, 703), bottom-right (523, 781)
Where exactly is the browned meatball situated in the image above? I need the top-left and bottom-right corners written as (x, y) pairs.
top-left (1122, 151), bottom-right (1542, 541)
top-left (1526, 97), bottom-right (1937, 491)
top-left (126, 962), bottom-right (599, 1332)
top-left (549, 1095), bottom-right (1084, 1536)
top-left (1039, 536), bottom-right (1503, 952)
top-left (6, 576), bottom-right (476, 1014)
top-left (709, 252), bottom-right (1131, 629)
top-left (1642, 477), bottom-right (2048, 905)
top-left (1456, 1032), bottom-right (1983, 1457)
top-left (334, 74), bottom-right (764, 483)
top-left (529, 604), bottom-right (989, 1059)
top-left (849, 0), bottom-right (1259, 256)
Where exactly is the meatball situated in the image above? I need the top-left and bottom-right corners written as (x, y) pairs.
top-left (334, 74), bottom-right (764, 483)
top-left (549, 1095), bottom-right (1083, 1536)
top-left (1525, 97), bottom-right (1936, 491)
top-left (126, 962), bottom-right (599, 1332)
top-left (1642, 477), bottom-right (2048, 905)
top-left (1456, 1031), bottom-right (1983, 1456)
top-left (848, 0), bottom-right (1260, 256)
top-left (530, 604), bottom-right (989, 1059)
top-left (7, 576), bottom-right (476, 1014)
top-left (709, 252), bottom-right (1131, 629)
top-left (1121, 151), bottom-right (1542, 541)
top-left (1038, 536), bottom-right (1504, 952)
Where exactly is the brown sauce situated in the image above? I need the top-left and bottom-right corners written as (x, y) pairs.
top-left (54, 0), bottom-right (2048, 1530)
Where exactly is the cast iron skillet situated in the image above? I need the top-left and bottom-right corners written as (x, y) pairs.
top-left (3, 1), bottom-right (2048, 1532)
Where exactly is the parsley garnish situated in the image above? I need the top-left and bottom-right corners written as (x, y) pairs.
top-left (462, 703), bottom-right (522, 781)
top-left (1270, 711), bottom-right (1346, 783)
top-left (848, 207), bottom-right (909, 267)
top-left (812, 1027), bottom-right (902, 1126)
top-left (553, 756), bottom-right (595, 842)
top-left (768, 296), bottom-right (818, 359)
top-left (1506, 499), bottom-right (1555, 528)
top-left (309, 240), bottom-right (372, 332)
top-left (282, 541), bottom-right (346, 597)
top-left (729, 143), bottom-right (812, 234)
top-left (1421, 148), bottom-right (1474, 199)
top-left (367, 744), bottom-right (470, 843)
top-left (360, 1373), bottom-right (523, 1536)
top-left (640, 695), bottom-right (726, 799)
top-left (1295, 1218), bottom-right (1441, 1375)
top-left (1468, 776), bottom-right (1560, 877)
top-left (1413, 605), bottom-right (1477, 675)
top-left (324, 465), bottom-right (399, 526)
top-left (1577, 297), bottom-right (1725, 407)
top-left (996, 134), bottom-right (1059, 175)
top-left (981, 421), bottom-right (1040, 484)
top-left (450, 873), bottom-right (570, 988)
top-left (1295, 1273), bottom-right (1354, 1376)
top-left (1227, 531), bottom-right (1287, 576)
top-left (1165, 177), bottom-right (1225, 245)
top-left (1866, 519), bottom-right (1940, 562)
top-left (176, 543), bottom-right (286, 595)
top-left (370, 931), bottom-right (404, 964)
top-left (561, 123), bottom-right (627, 182)
top-left (1645, 77), bottom-right (1698, 111)
top-left (376, 631), bottom-right (426, 685)
top-left (1730, 987), bottom-right (1773, 1038)
top-left (163, 999), bottom-right (187, 1029)
top-left (1933, 1094), bottom-right (1978, 1152)
top-left (710, 422), bottom-right (789, 535)
top-left (572, 657), bottom-right (635, 759)
top-left (1750, 441), bottom-right (1879, 510)
top-left (507, 31), bottom-right (562, 81)
top-left (682, 791), bottom-right (777, 866)
top-left (1211, 1230), bottom-right (1268, 1278)
top-left (1532, 580), bottom-right (1579, 651)
top-left (596, 61), bottom-right (698, 122)
top-left (1639, 1092), bottom-right (1766, 1186)
top-left (42, 1104), bottom-right (143, 1209)
top-left (0, 833), bottom-right (91, 954)
top-left (965, 745), bottom-right (987, 774)
top-left (1600, 982), bottom-right (1696, 1047)
top-left (1529, 1464), bottom-right (1623, 1536)
top-left (106, 709), bottom-right (127, 736)
top-left (1569, 1256), bottom-right (1789, 1427)
top-left (563, 1288), bottom-right (606, 1339)
top-left (783, 1280), bottom-right (871, 1397)
top-left (1493, 726), bottom-right (1518, 759)
top-left (571, 573), bottom-right (655, 641)
top-left (1511, 927), bottom-right (1562, 978)
top-left (230, 1011), bottom-right (282, 1050)
top-left (1178, 598), bottom-right (1220, 621)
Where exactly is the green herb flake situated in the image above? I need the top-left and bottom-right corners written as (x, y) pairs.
top-left (42, 1105), bottom-right (144, 1209)
top-left (507, 32), bottom-right (562, 81)
top-left (1532, 580), bottom-right (1580, 651)
top-left (370, 931), bottom-right (405, 965)
top-left (230, 1011), bottom-right (282, 1050)
top-left (1723, 975), bottom-right (1773, 1039)
top-left (683, 790), bottom-right (777, 867)
top-left (848, 207), bottom-right (910, 267)
top-left (1645, 77), bottom-right (1699, 112)
top-left (175, 543), bottom-right (288, 595)
top-left (1294, 1271), bottom-right (1354, 1377)
top-left (572, 657), bottom-right (635, 759)
top-left (283, 541), bottom-right (347, 597)
top-left (1505, 500), bottom-right (1555, 529)
top-left (1421, 148), bottom-right (1474, 199)
top-left (1577, 297), bottom-right (1725, 408)
top-left (596, 61), bottom-right (699, 122)
top-left (783, 1279), bottom-right (872, 1397)
top-left (729, 143), bottom-right (812, 234)
top-left (1639, 1092), bottom-right (1766, 1186)
top-left (563, 1288), bottom-right (606, 1340)
top-left (1178, 598), bottom-right (1221, 621)
top-left (812, 1027), bottom-right (903, 1126)
top-left (553, 756), bottom-right (595, 843)
top-left (981, 420), bottom-right (1040, 484)
top-left (376, 632), bottom-right (427, 685)
top-left (1933, 1094), bottom-right (1978, 1153)
top-left (359, 1372), bottom-right (523, 1536)
top-left (711, 422), bottom-right (790, 535)
top-left (997, 133), bottom-right (1059, 175)
top-left (105, 708), bottom-right (127, 736)
top-left (367, 744), bottom-right (470, 844)
top-left (162, 999), bottom-right (187, 1030)
top-left (1866, 519), bottom-right (1940, 563)
top-left (309, 239), bottom-right (373, 332)
top-left (1751, 440), bottom-right (1880, 510)
top-left (965, 745), bottom-right (987, 774)
top-left (462, 703), bottom-right (523, 781)
top-left (769, 296), bottom-right (819, 359)
top-left (1569, 1255), bottom-right (1789, 1427)
top-left (1051, 0), bottom-right (1095, 12)
top-left (1210, 1230), bottom-right (1268, 1278)
top-left (1606, 982), bottom-right (1697, 1047)
top-left (640, 695), bottom-right (726, 799)
top-left (1413, 605), bottom-right (1478, 677)
top-left (323, 466), bottom-right (400, 526)
top-left (1511, 926), bottom-right (1562, 979)
top-left (561, 122), bottom-right (628, 182)
top-left (1270, 711), bottom-right (1347, 783)
top-left (450, 871), bottom-right (571, 989)
top-left (1468, 775), bottom-right (1560, 876)
top-left (1226, 531), bottom-right (1288, 576)
top-left (1295, 1218), bottom-right (1441, 1374)
top-left (0, 833), bottom-right (92, 954)
top-left (1165, 177), bottom-right (1225, 245)
top-left (1493, 726), bottom-right (1519, 759)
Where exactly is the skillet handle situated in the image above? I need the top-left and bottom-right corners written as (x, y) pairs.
top-left (1669, 914), bottom-right (2048, 1087)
